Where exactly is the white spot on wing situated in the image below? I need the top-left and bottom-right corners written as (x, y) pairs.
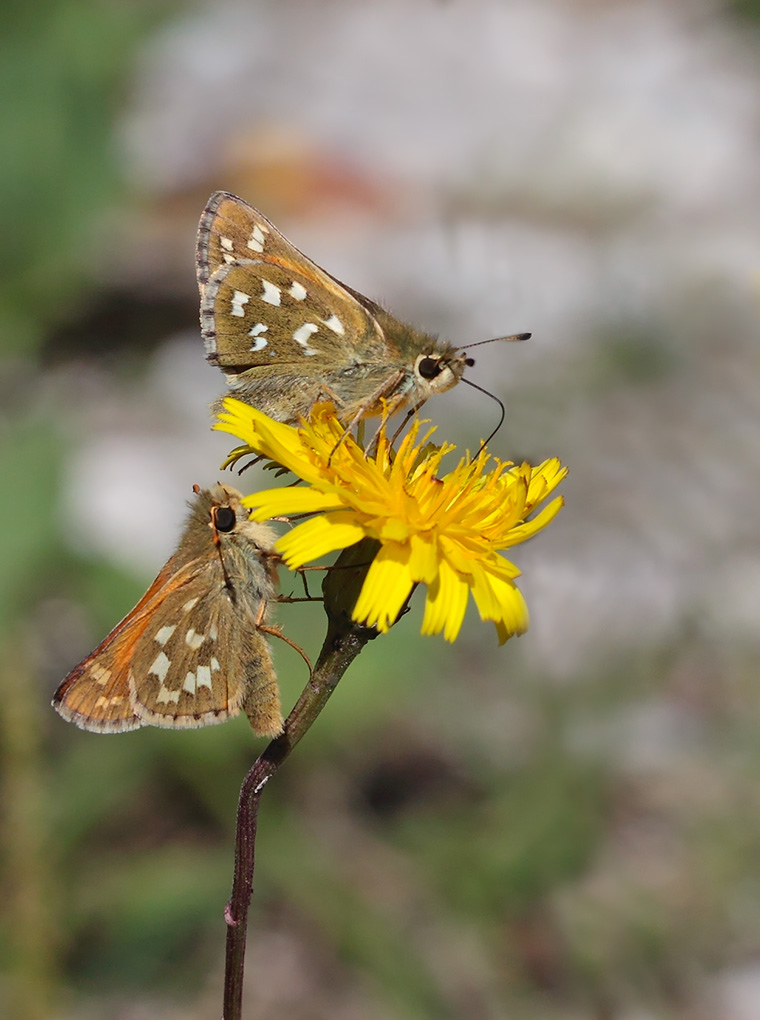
top-left (95, 694), bottom-right (121, 708)
top-left (183, 671), bottom-right (196, 695)
top-left (211, 657), bottom-right (221, 672)
top-left (322, 314), bottom-right (345, 335)
top-left (196, 665), bottom-right (212, 690)
top-left (209, 623), bottom-right (218, 641)
top-left (261, 281), bottom-right (281, 306)
top-left (185, 629), bottom-right (205, 650)
top-left (149, 651), bottom-right (170, 683)
top-left (183, 598), bottom-right (199, 612)
top-left (288, 281), bottom-right (307, 301)
top-left (248, 323), bottom-right (268, 351)
top-left (154, 625), bottom-right (176, 646)
top-left (231, 290), bottom-right (250, 317)
top-left (247, 224), bottom-right (266, 252)
top-left (292, 322), bottom-right (320, 355)
top-left (157, 685), bottom-right (180, 704)
top-left (220, 237), bottom-right (234, 252)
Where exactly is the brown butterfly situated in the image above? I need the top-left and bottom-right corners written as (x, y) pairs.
top-left (196, 191), bottom-right (529, 425)
top-left (53, 484), bottom-right (283, 737)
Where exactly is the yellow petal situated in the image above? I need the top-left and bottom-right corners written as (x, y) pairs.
top-left (215, 399), bottom-right (324, 485)
top-left (526, 459), bottom-right (568, 506)
top-left (501, 496), bottom-right (565, 546)
top-left (276, 512), bottom-right (366, 567)
top-left (479, 553), bottom-right (521, 581)
top-left (243, 488), bottom-right (344, 519)
top-left (470, 568), bottom-right (529, 644)
top-left (377, 517), bottom-right (413, 543)
top-left (421, 558), bottom-right (469, 642)
top-left (436, 535), bottom-right (480, 577)
top-left (407, 533), bottom-right (440, 584)
top-left (353, 544), bottom-right (414, 632)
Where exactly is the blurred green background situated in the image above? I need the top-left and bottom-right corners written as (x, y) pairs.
top-left (2, 2), bottom-right (760, 1018)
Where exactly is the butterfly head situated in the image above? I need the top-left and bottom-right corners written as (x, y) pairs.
top-left (190, 483), bottom-right (276, 560)
top-left (401, 331), bottom-right (530, 420)
top-left (409, 345), bottom-right (473, 402)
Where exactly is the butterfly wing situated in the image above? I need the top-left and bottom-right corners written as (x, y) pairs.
top-left (53, 555), bottom-right (282, 736)
top-left (197, 191), bottom-right (349, 290)
top-left (52, 559), bottom-right (184, 733)
top-left (197, 192), bottom-right (388, 367)
top-left (128, 563), bottom-right (281, 735)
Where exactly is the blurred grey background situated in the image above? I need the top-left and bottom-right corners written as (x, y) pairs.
top-left (1, 1), bottom-right (759, 1018)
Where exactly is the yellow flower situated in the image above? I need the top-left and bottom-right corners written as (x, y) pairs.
top-left (215, 399), bottom-right (567, 644)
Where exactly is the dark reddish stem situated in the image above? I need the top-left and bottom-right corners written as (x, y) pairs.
top-left (221, 614), bottom-right (373, 1020)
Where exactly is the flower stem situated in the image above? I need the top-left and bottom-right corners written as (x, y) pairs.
top-left (222, 542), bottom-right (379, 1020)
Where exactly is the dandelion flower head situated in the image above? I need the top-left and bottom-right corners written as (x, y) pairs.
top-left (215, 400), bottom-right (566, 644)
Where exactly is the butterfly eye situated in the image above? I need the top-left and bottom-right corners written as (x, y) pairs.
top-left (417, 356), bottom-right (443, 380)
top-left (465, 357), bottom-right (475, 367)
top-left (214, 506), bottom-right (237, 532)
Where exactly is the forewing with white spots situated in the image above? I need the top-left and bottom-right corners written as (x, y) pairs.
top-left (52, 559), bottom-right (182, 733)
top-left (201, 259), bottom-right (385, 369)
top-left (197, 192), bottom-right (386, 373)
top-left (128, 570), bottom-right (279, 732)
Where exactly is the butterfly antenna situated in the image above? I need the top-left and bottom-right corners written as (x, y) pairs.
top-left (458, 332), bottom-right (531, 351)
top-left (258, 624), bottom-right (313, 678)
top-left (460, 376), bottom-right (507, 453)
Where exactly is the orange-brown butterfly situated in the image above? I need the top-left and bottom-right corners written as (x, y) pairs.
top-left (53, 484), bottom-right (283, 737)
top-left (196, 191), bottom-right (529, 425)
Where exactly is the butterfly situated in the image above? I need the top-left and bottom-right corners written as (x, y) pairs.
top-left (53, 484), bottom-right (283, 737)
top-left (196, 191), bottom-right (529, 425)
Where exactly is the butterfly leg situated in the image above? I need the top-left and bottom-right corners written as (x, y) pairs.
top-left (359, 390), bottom-right (417, 458)
top-left (252, 591), bottom-right (314, 676)
top-left (273, 585), bottom-right (323, 603)
top-left (327, 370), bottom-right (406, 464)
top-left (387, 399), bottom-right (428, 449)
top-left (258, 623), bottom-right (313, 679)
top-left (291, 565), bottom-right (318, 601)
